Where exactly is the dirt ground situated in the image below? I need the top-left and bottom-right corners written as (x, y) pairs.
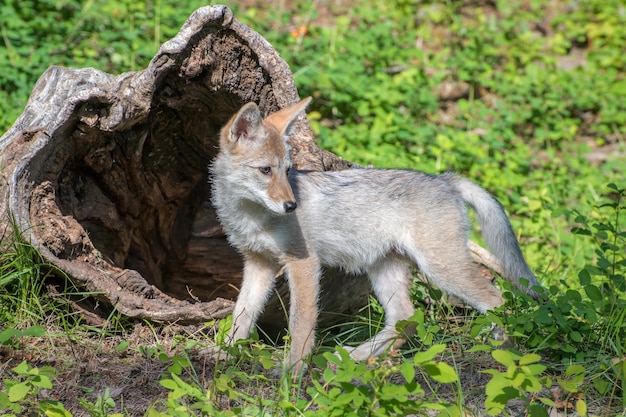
top-left (2, 320), bottom-right (606, 416)
top-left (0, 321), bottom-right (497, 415)
top-left (0, 323), bottom-right (209, 415)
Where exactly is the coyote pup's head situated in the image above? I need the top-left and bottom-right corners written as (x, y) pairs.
top-left (217, 97), bottom-right (311, 215)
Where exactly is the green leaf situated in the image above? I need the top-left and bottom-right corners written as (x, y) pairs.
top-left (569, 331), bottom-right (582, 343)
top-left (400, 360), bottom-right (415, 383)
top-left (32, 375), bottom-right (53, 389)
top-left (160, 378), bottom-right (179, 390)
top-left (592, 378), bottom-right (610, 395)
top-left (423, 362), bottom-right (459, 383)
top-left (584, 284), bottom-right (603, 301)
top-left (413, 344), bottom-right (446, 364)
top-left (511, 372), bottom-right (526, 388)
top-left (525, 364), bottom-right (547, 376)
top-left (485, 382), bottom-right (520, 416)
top-left (42, 401), bottom-right (73, 417)
top-left (8, 381), bottom-right (30, 402)
top-left (12, 361), bottom-right (30, 375)
top-left (466, 344), bottom-right (493, 353)
top-left (565, 364), bottom-right (585, 377)
top-left (491, 350), bottom-right (516, 368)
top-left (527, 403), bottom-right (549, 417)
top-left (520, 374), bottom-right (543, 392)
top-left (571, 227), bottom-right (591, 236)
top-left (518, 353), bottom-right (542, 366)
top-left (22, 326), bottom-right (45, 338)
top-left (115, 341), bottom-right (130, 352)
top-left (0, 328), bottom-right (20, 344)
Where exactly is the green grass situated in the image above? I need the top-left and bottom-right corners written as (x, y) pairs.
top-left (1, 0), bottom-right (625, 415)
top-left (0, 217), bottom-right (50, 325)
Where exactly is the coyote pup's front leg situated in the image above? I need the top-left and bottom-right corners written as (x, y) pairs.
top-left (228, 252), bottom-right (280, 344)
top-left (283, 257), bottom-right (321, 372)
top-left (228, 254), bottom-right (320, 374)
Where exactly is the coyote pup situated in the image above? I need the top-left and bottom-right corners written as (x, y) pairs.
top-left (210, 98), bottom-right (541, 372)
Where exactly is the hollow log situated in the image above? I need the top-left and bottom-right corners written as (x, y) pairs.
top-left (0, 6), bottom-right (501, 332)
top-left (0, 5), bottom-right (368, 330)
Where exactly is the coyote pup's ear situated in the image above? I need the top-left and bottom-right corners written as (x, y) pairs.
top-left (265, 97), bottom-right (312, 138)
top-left (223, 102), bottom-right (263, 146)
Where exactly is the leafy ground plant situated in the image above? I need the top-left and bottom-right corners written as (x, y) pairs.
top-left (306, 344), bottom-right (461, 416)
top-left (0, 357), bottom-right (69, 416)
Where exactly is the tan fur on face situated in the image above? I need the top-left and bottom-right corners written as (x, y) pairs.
top-left (215, 99), bottom-right (311, 216)
top-left (258, 124), bottom-right (295, 206)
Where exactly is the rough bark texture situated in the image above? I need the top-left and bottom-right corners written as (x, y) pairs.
top-left (0, 5), bottom-right (366, 329)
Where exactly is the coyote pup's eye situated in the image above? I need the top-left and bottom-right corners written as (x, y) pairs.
top-left (259, 167), bottom-right (272, 175)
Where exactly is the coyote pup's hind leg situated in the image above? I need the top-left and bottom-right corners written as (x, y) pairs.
top-left (408, 240), bottom-right (504, 314)
top-left (348, 258), bottom-right (415, 360)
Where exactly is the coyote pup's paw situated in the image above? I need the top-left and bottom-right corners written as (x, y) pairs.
top-left (335, 345), bottom-right (358, 360)
top-left (198, 344), bottom-right (232, 362)
top-left (490, 324), bottom-right (514, 348)
top-left (334, 345), bottom-right (373, 362)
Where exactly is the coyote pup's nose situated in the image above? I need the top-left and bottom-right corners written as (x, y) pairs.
top-left (284, 201), bottom-right (297, 213)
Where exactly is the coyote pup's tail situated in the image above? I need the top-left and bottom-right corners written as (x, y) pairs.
top-left (447, 174), bottom-right (541, 298)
